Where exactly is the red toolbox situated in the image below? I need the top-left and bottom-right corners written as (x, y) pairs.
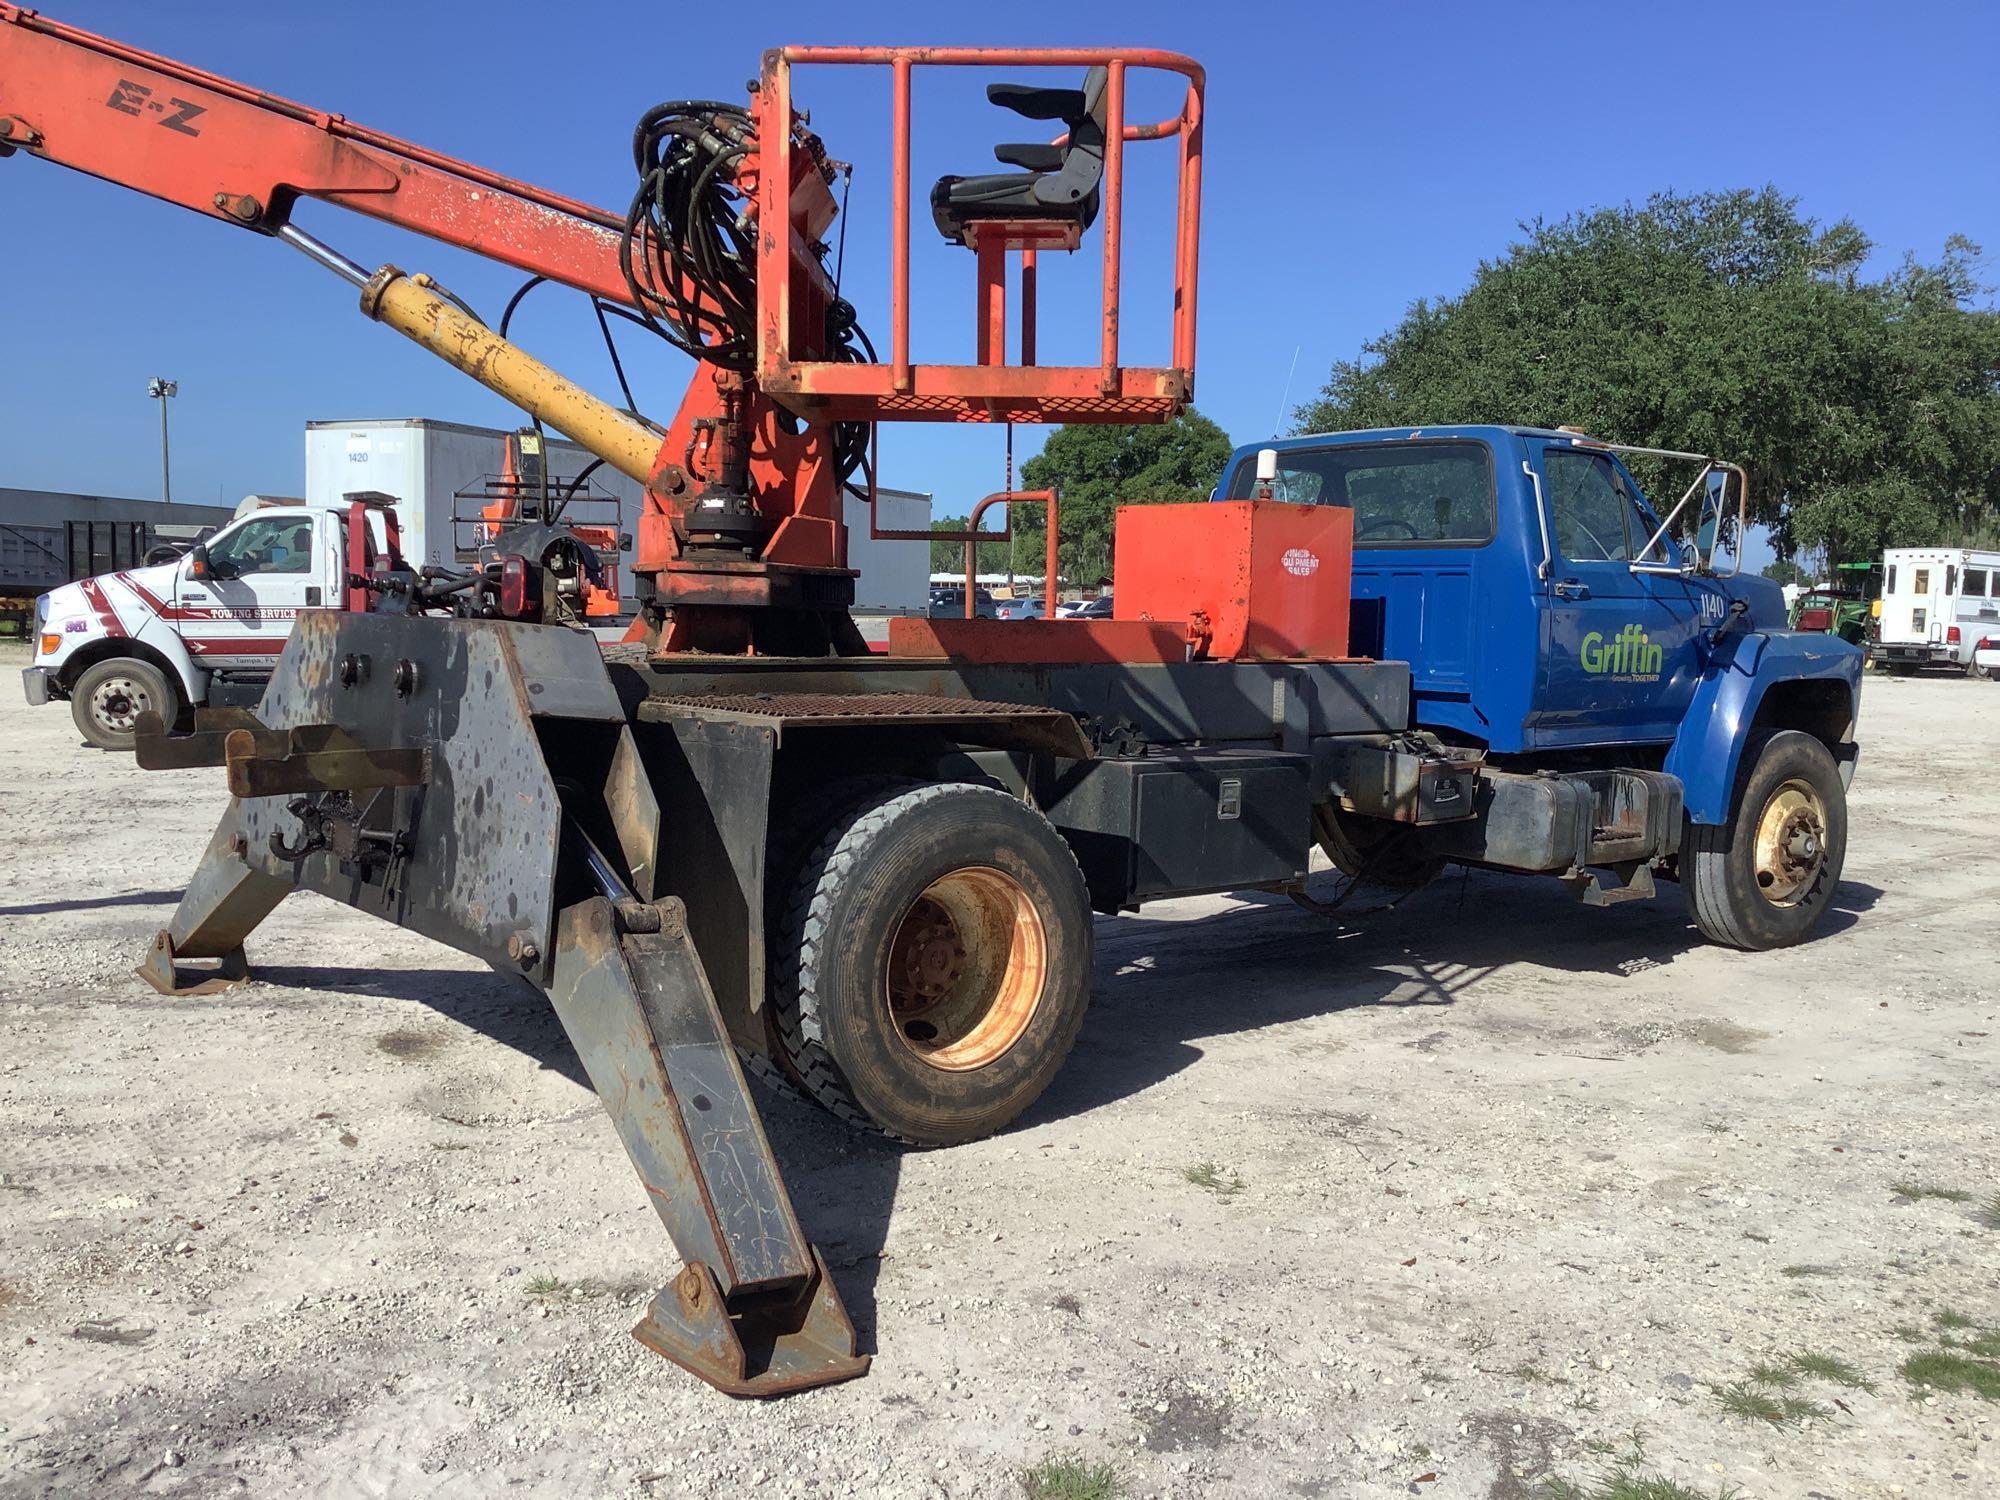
top-left (1113, 500), bottom-right (1354, 660)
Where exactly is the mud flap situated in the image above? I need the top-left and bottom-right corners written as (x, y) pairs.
top-left (546, 895), bottom-right (869, 1397)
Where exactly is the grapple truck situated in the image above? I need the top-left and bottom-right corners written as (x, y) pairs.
top-left (1, 12), bottom-right (1862, 1397)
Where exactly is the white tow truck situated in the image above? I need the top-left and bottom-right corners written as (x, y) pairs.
top-left (22, 496), bottom-right (409, 750)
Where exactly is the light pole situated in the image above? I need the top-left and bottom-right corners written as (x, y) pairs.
top-left (147, 377), bottom-right (177, 504)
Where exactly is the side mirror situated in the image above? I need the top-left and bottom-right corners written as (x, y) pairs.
top-left (188, 542), bottom-right (211, 581)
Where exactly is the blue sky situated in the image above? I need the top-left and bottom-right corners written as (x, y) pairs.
top-left (3, 0), bottom-right (1995, 542)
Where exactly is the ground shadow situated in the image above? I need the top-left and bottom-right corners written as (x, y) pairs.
top-left (0, 888), bottom-right (184, 917)
top-left (249, 959), bottom-right (901, 1353)
top-left (1022, 866), bottom-right (1886, 1130)
top-left (243, 866), bottom-right (1886, 1354)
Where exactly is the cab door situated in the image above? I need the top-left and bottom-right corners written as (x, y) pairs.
top-left (178, 512), bottom-right (323, 668)
top-left (1526, 440), bottom-right (1695, 747)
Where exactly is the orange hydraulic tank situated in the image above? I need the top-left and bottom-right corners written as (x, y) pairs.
top-left (1113, 500), bottom-right (1353, 661)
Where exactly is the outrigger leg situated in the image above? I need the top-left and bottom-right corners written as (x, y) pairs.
top-left (128, 618), bottom-right (868, 1396)
top-left (548, 896), bottom-right (868, 1394)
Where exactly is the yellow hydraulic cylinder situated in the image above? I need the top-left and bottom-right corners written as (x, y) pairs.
top-left (358, 266), bottom-right (663, 488)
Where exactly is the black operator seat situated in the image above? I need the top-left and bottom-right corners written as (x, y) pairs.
top-left (930, 67), bottom-right (1109, 246)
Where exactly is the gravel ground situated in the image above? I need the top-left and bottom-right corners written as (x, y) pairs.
top-left (2, 646), bottom-right (1996, 1500)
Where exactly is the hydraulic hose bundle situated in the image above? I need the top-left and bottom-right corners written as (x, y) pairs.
top-left (620, 101), bottom-right (875, 496)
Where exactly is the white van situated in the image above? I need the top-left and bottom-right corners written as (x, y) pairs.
top-left (1876, 547), bottom-right (2000, 675)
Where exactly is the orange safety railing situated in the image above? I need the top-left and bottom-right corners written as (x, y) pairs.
top-left (870, 489), bottom-right (1059, 620)
top-left (753, 47), bottom-right (1204, 426)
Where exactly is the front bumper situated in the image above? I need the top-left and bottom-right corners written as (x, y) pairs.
top-left (1876, 642), bottom-right (1953, 664)
top-left (21, 665), bottom-right (51, 706)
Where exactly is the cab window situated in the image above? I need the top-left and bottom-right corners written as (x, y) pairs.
top-left (1546, 449), bottom-right (1636, 562)
top-left (204, 515), bottom-right (315, 579)
top-left (1966, 568), bottom-right (1988, 596)
top-left (1222, 440), bottom-right (1496, 546)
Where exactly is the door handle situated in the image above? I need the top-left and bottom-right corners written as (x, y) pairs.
top-left (1554, 579), bottom-right (1592, 600)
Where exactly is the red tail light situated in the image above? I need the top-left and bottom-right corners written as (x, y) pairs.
top-left (498, 553), bottom-right (539, 619)
top-left (1947, 626), bottom-right (1962, 645)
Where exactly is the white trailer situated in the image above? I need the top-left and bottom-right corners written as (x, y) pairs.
top-left (845, 486), bottom-right (931, 614)
top-left (1876, 546), bottom-right (2000, 675)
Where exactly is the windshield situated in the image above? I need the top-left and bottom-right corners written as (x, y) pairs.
top-left (1224, 440), bottom-right (1496, 546)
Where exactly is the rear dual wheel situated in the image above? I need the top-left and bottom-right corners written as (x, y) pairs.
top-left (768, 780), bottom-right (1092, 1146)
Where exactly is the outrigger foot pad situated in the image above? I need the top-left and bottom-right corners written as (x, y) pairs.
top-left (634, 1249), bottom-right (870, 1398)
top-left (136, 929), bottom-right (250, 996)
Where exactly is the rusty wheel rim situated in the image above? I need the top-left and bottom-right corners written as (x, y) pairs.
top-left (1751, 777), bottom-right (1828, 907)
top-left (90, 674), bottom-right (154, 734)
top-left (885, 867), bottom-right (1047, 1071)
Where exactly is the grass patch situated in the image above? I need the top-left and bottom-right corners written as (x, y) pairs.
top-left (1538, 1470), bottom-right (1741, 1500)
top-left (1977, 1194), bottom-right (2000, 1230)
top-left (1936, 1309), bottom-right (1978, 1331)
top-left (1783, 1351), bottom-right (1875, 1392)
top-left (1892, 1324), bottom-right (1929, 1343)
top-left (1536, 1436), bottom-right (1739, 1500)
top-left (1890, 1182), bottom-right (1973, 1203)
top-left (1952, 1328), bottom-right (2000, 1360)
top-left (1021, 1454), bottom-right (1124, 1500)
top-left (1901, 1350), bottom-right (2000, 1402)
top-left (1712, 1380), bottom-right (1828, 1426)
top-left (1181, 1161), bottom-right (1245, 1199)
top-left (1778, 1264), bottom-right (1835, 1279)
top-left (1740, 1230), bottom-right (1771, 1244)
top-left (523, 1275), bottom-right (569, 1297)
top-left (1744, 1362), bottom-right (1800, 1389)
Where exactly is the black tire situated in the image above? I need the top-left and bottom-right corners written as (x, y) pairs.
top-left (1969, 660), bottom-right (1995, 682)
top-left (1682, 730), bottom-right (1846, 950)
top-left (770, 779), bottom-right (1092, 1146)
top-left (69, 657), bottom-right (178, 753)
top-left (740, 774), bottom-right (917, 1105)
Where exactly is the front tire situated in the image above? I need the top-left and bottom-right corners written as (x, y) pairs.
top-left (69, 657), bottom-right (178, 752)
top-left (1683, 730), bottom-right (1846, 950)
top-left (770, 780), bottom-right (1092, 1146)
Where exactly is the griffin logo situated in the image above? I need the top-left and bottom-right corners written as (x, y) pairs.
top-left (1580, 623), bottom-right (1664, 679)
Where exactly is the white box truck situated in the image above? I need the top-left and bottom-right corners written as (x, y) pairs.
top-left (1876, 546), bottom-right (2000, 675)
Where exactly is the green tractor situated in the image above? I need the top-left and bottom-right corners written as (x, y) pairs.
top-left (1788, 560), bottom-right (1882, 652)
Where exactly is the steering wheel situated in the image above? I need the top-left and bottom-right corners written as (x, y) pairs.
top-left (1355, 516), bottom-right (1420, 541)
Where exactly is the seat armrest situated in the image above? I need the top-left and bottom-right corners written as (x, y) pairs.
top-left (994, 142), bottom-right (1064, 171)
top-left (986, 82), bottom-right (1088, 121)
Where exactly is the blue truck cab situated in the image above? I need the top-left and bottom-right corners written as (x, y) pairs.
top-left (1216, 425), bottom-right (1863, 948)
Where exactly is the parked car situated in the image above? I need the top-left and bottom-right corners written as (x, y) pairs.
top-left (994, 596), bottom-right (1047, 620)
top-left (927, 585), bottom-right (998, 619)
top-left (1975, 633), bottom-right (2000, 681)
top-left (1060, 595), bottom-right (1113, 619)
